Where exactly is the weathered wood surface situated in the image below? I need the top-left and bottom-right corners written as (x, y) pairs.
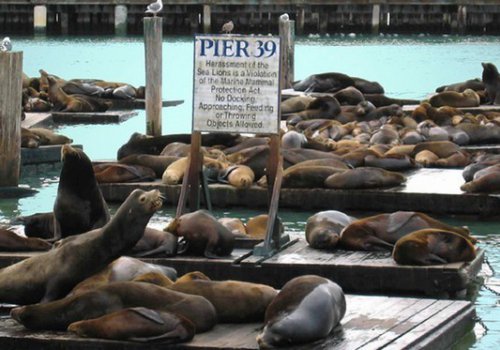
top-left (144, 17), bottom-right (163, 137)
top-left (110, 98), bottom-right (183, 110)
top-left (0, 294), bottom-right (475, 350)
top-left (21, 144), bottom-right (83, 165)
top-left (51, 110), bottom-right (138, 124)
top-left (402, 104), bottom-right (500, 113)
top-left (99, 168), bottom-right (500, 216)
top-left (0, 240), bottom-right (484, 296)
top-left (0, 51), bottom-right (23, 187)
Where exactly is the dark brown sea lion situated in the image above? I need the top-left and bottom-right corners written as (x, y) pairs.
top-left (222, 136), bottom-right (269, 154)
top-left (364, 154), bottom-right (417, 171)
top-left (340, 211), bottom-right (474, 251)
top-left (0, 189), bottom-right (162, 305)
top-left (0, 227), bottom-right (52, 251)
top-left (333, 86), bottom-right (365, 105)
top-left (351, 76), bottom-right (384, 94)
top-left (435, 78), bottom-right (484, 93)
top-left (166, 209), bottom-right (234, 258)
top-left (292, 72), bottom-right (355, 93)
top-left (393, 228), bottom-right (476, 265)
top-left (257, 275), bottom-right (346, 349)
top-left (167, 271), bottom-right (278, 323)
top-left (119, 154), bottom-right (180, 178)
top-left (68, 307), bottom-right (195, 343)
top-left (292, 95), bottom-right (341, 120)
top-left (93, 163), bottom-right (156, 183)
top-left (481, 62), bottom-right (500, 104)
top-left (455, 123), bottom-right (500, 144)
top-left (11, 280), bottom-right (216, 333)
top-left (14, 211), bottom-right (54, 239)
top-left (282, 165), bottom-right (346, 188)
top-left (337, 101), bottom-right (376, 123)
top-left (461, 164), bottom-right (500, 193)
top-left (53, 144), bottom-right (110, 239)
top-left (305, 210), bottom-right (355, 250)
top-left (429, 89), bottom-right (480, 108)
top-left (325, 167), bottom-right (406, 189)
top-left (69, 256), bottom-right (177, 296)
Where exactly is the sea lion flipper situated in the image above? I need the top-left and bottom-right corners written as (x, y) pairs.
top-left (130, 307), bottom-right (165, 325)
top-left (131, 244), bottom-right (177, 258)
top-left (387, 211), bottom-right (416, 234)
top-left (421, 253), bottom-right (448, 265)
top-left (128, 329), bottom-right (189, 343)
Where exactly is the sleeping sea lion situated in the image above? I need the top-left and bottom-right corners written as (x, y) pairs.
top-left (305, 210), bottom-right (355, 250)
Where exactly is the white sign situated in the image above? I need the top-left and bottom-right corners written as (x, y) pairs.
top-left (193, 35), bottom-right (281, 134)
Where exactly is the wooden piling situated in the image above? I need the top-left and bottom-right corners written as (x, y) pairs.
top-left (279, 17), bottom-right (294, 90)
top-left (372, 4), bottom-right (381, 34)
top-left (115, 5), bottom-right (128, 36)
top-left (33, 5), bottom-right (47, 34)
top-left (296, 7), bottom-right (304, 35)
top-left (0, 52), bottom-right (23, 187)
top-left (203, 4), bottom-right (211, 34)
top-left (458, 5), bottom-right (467, 34)
top-left (144, 17), bottom-right (163, 137)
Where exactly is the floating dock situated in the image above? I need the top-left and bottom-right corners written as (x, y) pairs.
top-left (99, 168), bottom-right (500, 216)
top-left (0, 238), bottom-right (484, 296)
top-left (21, 144), bottom-right (82, 165)
top-left (0, 293), bottom-right (475, 349)
top-left (51, 110), bottom-right (138, 124)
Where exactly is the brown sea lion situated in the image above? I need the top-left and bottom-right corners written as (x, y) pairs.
top-left (435, 78), bottom-right (485, 93)
top-left (257, 275), bottom-right (346, 349)
top-left (23, 97), bottom-right (52, 112)
top-left (364, 94), bottom-right (420, 107)
top-left (333, 86), bottom-right (365, 105)
top-left (226, 144), bottom-right (270, 179)
top-left (93, 163), bottom-right (156, 183)
top-left (365, 104), bottom-right (403, 120)
top-left (455, 123), bottom-right (500, 144)
top-left (167, 271), bottom-right (278, 323)
top-left (337, 101), bottom-right (376, 123)
top-left (14, 211), bottom-right (54, 239)
top-left (69, 256), bottom-right (177, 296)
top-left (21, 127), bottom-right (40, 148)
top-left (369, 124), bottom-right (400, 145)
top-left (11, 280), bottom-right (216, 333)
top-left (281, 95), bottom-right (315, 114)
top-left (218, 164), bottom-right (255, 189)
top-left (481, 62), bottom-right (500, 105)
top-left (429, 89), bottom-right (480, 108)
top-left (0, 189), bottom-right (162, 305)
top-left (68, 307), bottom-right (195, 343)
top-left (166, 209), bottom-right (234, 258)
top-left (461, 164), bottom-right (500, 193)
top-left (53, 145), bottom-right (110, 239)
top-left (282, 165), bottom-right (346, 188)
top-left (161, 156), bottom-right (226, 185)
top-left (119, 154), bottom-right (180, 178)
top-left (340, 211), bottom-right (475, 251)
top-left (246, 214), bottom-right (284, 240)
top-left (393, 228), bottom-right (476, 265)
top-left (29, 128), bottom-right (72, 145)
top-left (325, 167), bottom-right (406, 189)
top-left (0, 227), bottom-right (52, 251)
top-left (281, 130), bottom-right (307, 149)
top-left (160, 142), bottom-right (191, 157)
top-left (292, 95), bottom-right (341, 120)
top-left (281, 148), bottom-right (342, 166)
top-left (292, 72), bottom-right (355, 93)
top-left (351, 76), bottom-right (384, 94)
top-left (305, 210), bottom-right (355, 250)
top-left (217, 217), bottom-right (247, 237)
top-left (222, 136), bottom-right (269, 155)
top-left (130, 227), bottom-right (178, 258)
top-left (364, 154), bottom-right (417, 171)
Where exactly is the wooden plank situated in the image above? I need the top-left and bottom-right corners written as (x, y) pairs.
top-left (51, 111), bottom-right (137, 124)
top-left (144, 16), bottom-right (162, 136)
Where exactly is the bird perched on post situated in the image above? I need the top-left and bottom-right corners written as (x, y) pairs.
top-left (145, 0), bottom-right (163, 17)
top-left (221, 20), bottom-right (234, 34)
top-left (280, 13), bottom-right (289, 22)
top-left (0, 37), bottom-right (12, 52)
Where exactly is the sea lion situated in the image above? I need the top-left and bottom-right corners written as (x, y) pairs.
top-left (161, 156), bottom-right (226, 185)
top-left (393, 229), bottom-right (476, 265)
top-left (29, 128), bottom-right (72, 145)
top-left (481, 62), bottom-right (500, 104)
top-left (0, 189), bottom-right (162, 305)
top-left (217, 164), bottom-right (255, 189)
top-left (23, 97), bottom-right (52, 112)
top-left (364, 104), bottom-right (403, 120)
top-left (364, 154), bottom-right (417, 171)
top-left (462, 153), bottom-right (500, 181)
top-left (68, 307), bottom-right (195, 343)
top-left (351, 76), bottom-right (384, 94)
top-left (69, 256), bottom-right (177, 296)
top-left (325, 167), bottom-right (406, 189)
top-left (429, 89), bottom-right (480, 108)
top-left (281, 148), bottom-right (343, 166)
top-left (160, 142), bottom-right (191, 157)
top-left (53, 144), bottom-right (110, 239)
top-left (21, 127), bottom-right (41, 148)
top-left (222, 136), bottom-right (269, 155)
top-left (246, 214), bottom-right (284, 240)
top-left (292, 72), bottom-right (355, 93)
top-left (281, 95), bottom-right (315, 114)
top-left (130, 227), bottom-right (178, 257)
top-left (167, 271), bottom-right (278, 323)
top-left (14, 211), bottom-right (54, 239)
top-left (416, 120), bottom-right (449, 142)
top-left (340, 211), bottom-right (474, 251)
top-left (257, 275), bottom-right (346, 349)
top-left (337, 101), bottom-right (376, 123)
top-left (305, 210), bottom-right (355, 250)
top-left (461, 164), bottom-right (500, 193)
top-left (119, 154), bottom-right (180, 178)
top-left (281, 130), bottom-right (307, 149)
top-left (333, 86), bottom-right (365, 105)
top-left (93, 163), bottom-right (156, 183)
top-left (364, 94), bottom-right (420, 107)
top-left (369, 124), bottom-right (400, 145)
top-left (218, 217), bottom-right (247, 237)
top-left (11, 280), bottom-right (217, 333)
top-left (282, 165), bottom-right (347, 188)
top-left (291, 95), bottom-right (341, 120)
top-left (166, 209), bottom-right (234, 258)
top-left (455, 123), bottom-right (500, 144)
top-left (435, 78), bottom-right (485, 93)
top-left (0, 227), bottom-right (52, 251)
top-left (226, 144), bottom-right (270, 180)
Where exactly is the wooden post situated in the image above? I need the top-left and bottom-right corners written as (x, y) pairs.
top-left (34, 5), bottom-right (47, 34)
top-left (203, 5), bottom-right (211, 34)
top-left (296, 7), bottom-right (305, 35)
top-left (144, 17), bottom-right (163, 136)
top-left (0, 52), bottom-right (23, 187)
top-left (115, 5), bottom-right (128, 36)
top-left (372, 4), bottom-right (381, 34)
top-left (175, 132), bottom-right (202, 217)
top-left (279, 17), bottom-right (294, 90)
top-left (457, 5), bottom-right (467, 34)
top-left (60, 11), bottom-right (69, 35)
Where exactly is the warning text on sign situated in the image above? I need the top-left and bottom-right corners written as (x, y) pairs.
top-left (193, 35), bottom-right (280, 134)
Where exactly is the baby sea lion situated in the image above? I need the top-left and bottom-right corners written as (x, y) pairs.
top-left (257, 275), bottom-right (346, 349)
top-left (68, 307), bottom-right (195, 343)
top-left (393, 228), bottom-right (476, 265)
top-left (166, 209), bottom-right (234, 258)
top-left (0, 189), bottom-right (163, 305)
top-left (53, 144), bottom-right (110, 239)
top-left (11, 280), bottom-right (216, 333)
top-left (305, 210), bottom-right (355, 250)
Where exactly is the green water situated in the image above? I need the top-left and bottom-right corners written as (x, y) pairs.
top-left (1, 34), bottom-right (500, 348)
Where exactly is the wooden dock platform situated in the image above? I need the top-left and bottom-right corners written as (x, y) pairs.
top-left (0, 293), bottom-right (475, 349)
top-left (21, 144), bottom-right (82, 165)
top-left (0, 239), bottom-right (484, 296)
top-left (99, 168), bottom-right (500, 216)
top-left (51, 110), bottom-right (138, 124)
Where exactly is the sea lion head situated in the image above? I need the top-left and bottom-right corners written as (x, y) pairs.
top-left (462, 89), bottom-right (480, 105)
top-left (129, 189), bottom-right (164, 213)
top-left (482, 62), bottom-right (499, 82)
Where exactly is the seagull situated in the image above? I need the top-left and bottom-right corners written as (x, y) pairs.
top-left (280, 13), bottom-right (289, 22)
top-left (145, 0), bottom-right (163, 16)
top-left (0, 37), bottom-right (12, 52)
top-left (221, 20), bottom-right (234, 34)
